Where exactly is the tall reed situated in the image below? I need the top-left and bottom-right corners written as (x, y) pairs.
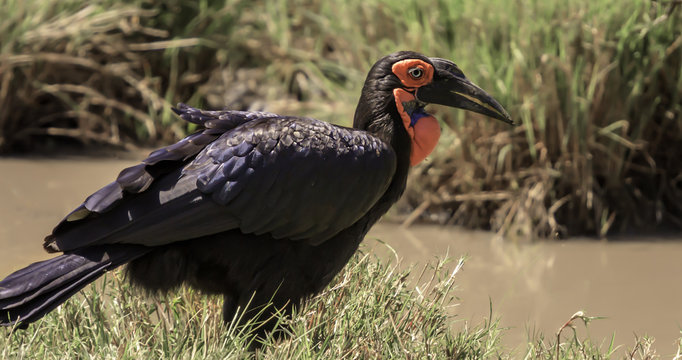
top-left (1, 0), bottom-right (680, 237)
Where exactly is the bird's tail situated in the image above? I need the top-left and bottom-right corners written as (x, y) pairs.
top-left (0, 245), bottom-right (151, 328)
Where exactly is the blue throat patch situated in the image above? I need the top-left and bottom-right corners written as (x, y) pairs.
top-left (409, 107), bottom-right (429, 128)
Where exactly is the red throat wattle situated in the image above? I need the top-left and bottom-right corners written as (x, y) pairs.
top-left (393, 88), bottom-right (441, 166)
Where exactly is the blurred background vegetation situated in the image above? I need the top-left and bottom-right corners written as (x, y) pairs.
top-left (1, 0), bottom-right (680, 240)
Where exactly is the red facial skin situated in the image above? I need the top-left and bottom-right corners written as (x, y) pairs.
top-left (391, 59), bottom-right (441, 166)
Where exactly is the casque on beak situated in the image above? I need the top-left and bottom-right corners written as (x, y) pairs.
top-left (415, 58), bottom-right (515, 125)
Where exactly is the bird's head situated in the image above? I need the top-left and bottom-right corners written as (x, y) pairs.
top-left (354, 51), bottom-right (514, 166)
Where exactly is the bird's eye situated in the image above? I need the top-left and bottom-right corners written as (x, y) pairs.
top-left (408, 67), bottom-right (423, 79)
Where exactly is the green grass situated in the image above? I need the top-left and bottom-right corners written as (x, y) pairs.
top-left (2, 252), bottom-right (670, 359)
top-left (0, 0), bottom-right (680, 237)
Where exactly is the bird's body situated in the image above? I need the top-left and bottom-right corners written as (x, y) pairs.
top-left (0, 51), bottom-right (513, 332)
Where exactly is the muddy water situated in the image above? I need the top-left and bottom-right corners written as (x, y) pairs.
top-left (369, 224), bottom-right (682, 355)
top-left (1, 156), bottom-right (681, 355)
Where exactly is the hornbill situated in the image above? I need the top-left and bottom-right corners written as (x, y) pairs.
top-left (0, 51), bottom-right (513, 333)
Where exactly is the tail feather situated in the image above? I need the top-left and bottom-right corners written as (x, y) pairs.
top-left (0, 245), bottom-right (150, 327)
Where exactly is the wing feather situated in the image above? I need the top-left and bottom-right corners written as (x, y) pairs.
top-left (45, 106), bottom-right (396, 252)
top-left (192, 117), bottom-right (396, 244)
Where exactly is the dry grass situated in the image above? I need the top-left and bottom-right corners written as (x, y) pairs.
top-left (1, 0), bottom-right (681, 238)
top-left (399, 0), bottom-right (682, 239)
top-left (1, 2), bottom-right (169, 150)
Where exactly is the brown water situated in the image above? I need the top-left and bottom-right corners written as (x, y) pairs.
top-left (1, 156), bottom-right (681, 355)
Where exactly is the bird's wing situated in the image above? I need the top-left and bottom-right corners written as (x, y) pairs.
top-left (45, 105), bottom-right (396, 252)
top-left (187, 116), bottom-right (397, 244)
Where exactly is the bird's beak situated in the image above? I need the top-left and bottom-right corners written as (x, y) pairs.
top-left (415, 61), bottom-right (515, 125)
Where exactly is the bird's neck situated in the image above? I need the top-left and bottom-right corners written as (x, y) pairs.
top-left (353, 98), bottom-right (412, 224)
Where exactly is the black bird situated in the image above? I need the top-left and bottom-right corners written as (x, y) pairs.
top-left (0, 51), bottom-right (513, 332)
